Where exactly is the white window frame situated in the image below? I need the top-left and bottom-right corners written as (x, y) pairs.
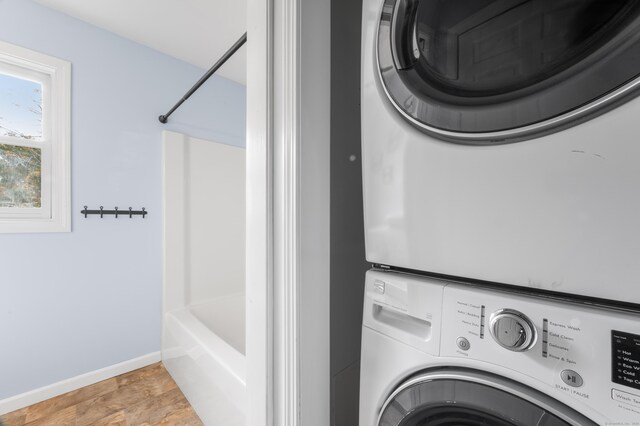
top-left (0, 41), bottom-right (70, 233)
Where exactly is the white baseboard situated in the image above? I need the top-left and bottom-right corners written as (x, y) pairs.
top-left (0, 351), bottom-right (161, 416)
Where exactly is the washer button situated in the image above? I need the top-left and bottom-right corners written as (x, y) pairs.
top-left (561, 370), bottom-right (583, 387)
top-left (457, 337), bottom-right (471, 351)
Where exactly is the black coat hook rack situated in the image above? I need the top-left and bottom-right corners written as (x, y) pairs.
top-left (81, 206), bottom-right (148, 219)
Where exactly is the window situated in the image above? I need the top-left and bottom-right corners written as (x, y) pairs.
top-left (0, 41), bottom-right (70, 233)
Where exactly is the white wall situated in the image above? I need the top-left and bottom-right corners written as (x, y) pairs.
top-left (163, 130), bottom-right (246, 312)
top-left (0, 0), bottom-right (246, 400)
top-left (187, 136), bottom-right (246, 304)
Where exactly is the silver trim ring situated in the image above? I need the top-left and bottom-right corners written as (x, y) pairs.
top-left (376, 368), bottom-right (598, 426)
top-left (377, 60), bottom-right (640, 143)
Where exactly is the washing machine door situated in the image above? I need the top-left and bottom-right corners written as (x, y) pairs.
top-left (377, 0), bottom-right (640, 143)
top-left (378, 370), bottom-right (597, 426)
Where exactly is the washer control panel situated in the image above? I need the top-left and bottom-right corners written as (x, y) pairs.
top-left (438, 283), bottom-right (640, 424)
top-left (363, 271), bottom-right (640, 424)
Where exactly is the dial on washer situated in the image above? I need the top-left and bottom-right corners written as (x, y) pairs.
top-left (490, 309), bottom-right (536, 352)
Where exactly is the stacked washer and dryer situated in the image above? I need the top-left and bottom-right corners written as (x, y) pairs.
top-left (359, 0), bottom-right (640, 424)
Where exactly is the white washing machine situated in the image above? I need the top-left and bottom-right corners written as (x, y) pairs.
top-left (361, 0), bottom-right (640, 304)
top-left (360, 270), bottom-right (640, 425)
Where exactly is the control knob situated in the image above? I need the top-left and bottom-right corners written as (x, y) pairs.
top-left (490, 309), bottom-right (536, 352)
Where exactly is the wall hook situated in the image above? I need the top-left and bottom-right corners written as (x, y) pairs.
top-left (80, 206), bottom-right (149, 219)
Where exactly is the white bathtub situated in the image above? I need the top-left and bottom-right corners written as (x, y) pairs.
top-left (162, 293), bottom-right (246, 425)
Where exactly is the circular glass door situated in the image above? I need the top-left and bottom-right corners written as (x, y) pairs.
top-left (377, 0), bottom-right (640, 143)
top-left (378, 369), bottom-right (598, 426)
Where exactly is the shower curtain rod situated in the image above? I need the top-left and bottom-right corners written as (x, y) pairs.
top-left (159, 32), bottom-right (247, 124)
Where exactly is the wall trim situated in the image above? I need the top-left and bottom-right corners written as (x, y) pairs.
top-left (273, 0), bottom-right (300, 423)
top-left (246, 0), bottom-right (275, 423)
top-left (0, 352), bottom-right (161, 415)
top-left (297, 0), bottom-right (331, 423)
top-left (273, 0), bottom-right (331, 424)
top-left (247, 0), bottom-right (330, 424)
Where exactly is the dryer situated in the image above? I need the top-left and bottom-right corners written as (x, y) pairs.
top-left (361, 0), bottom-right (640, 304)
top-left (360, 270), bottom-right (640, 425)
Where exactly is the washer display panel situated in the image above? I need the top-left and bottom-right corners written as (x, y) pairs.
top-left (377, 0), bottom-right (640, 142)
top-left (378, 370), bottom-right (597, 426)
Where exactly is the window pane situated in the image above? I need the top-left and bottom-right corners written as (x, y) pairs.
top-left (412, 0), bottom-right (633, 96)
top-left (378, 0), bottom-right (640, 138)
top-left (0, 73), bottom-right (43, 140)
top-left (0, 144), bottom-right (41, 208)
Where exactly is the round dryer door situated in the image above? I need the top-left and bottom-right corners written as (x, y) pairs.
top-left (377, 0), bottom-right (640, 143)
top-left (378, 369), bottom-right (597, 426)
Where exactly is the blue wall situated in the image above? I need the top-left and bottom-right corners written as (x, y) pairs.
top-left (0, 0), bottom-right (246, 399)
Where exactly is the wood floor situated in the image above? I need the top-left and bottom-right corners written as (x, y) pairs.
top-left (0, 363), bottom-right (203, 426)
